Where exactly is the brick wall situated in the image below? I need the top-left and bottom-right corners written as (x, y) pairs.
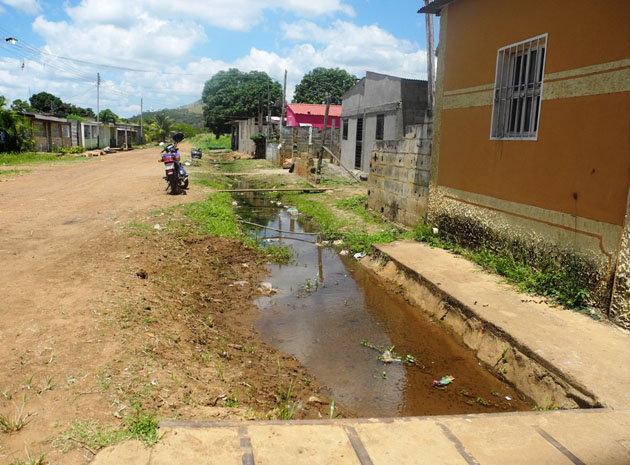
top-left (367, 122), bottom-right (433, 226)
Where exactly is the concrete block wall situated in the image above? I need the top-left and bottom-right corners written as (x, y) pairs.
top-left (367, 122), bottom-right (433, 226)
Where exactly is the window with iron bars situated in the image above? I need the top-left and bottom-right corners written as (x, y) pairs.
top-left (490, 34), bottom-right (547, 140)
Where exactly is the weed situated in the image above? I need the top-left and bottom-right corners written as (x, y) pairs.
top-left (223, 394), bottom-right (239, 408)
top-left (275, 371), bottom-right (297, 421)
top-left (532, 398), bottom-right (560, 411)
top-left (125, 410), bottom-right (159, 446)
top-left (412, 223), bottom-right (593, 312)
top-left (9, 450), bottom-right (46, 465)
top-left (329, 400), bottom-right (341, 419)
top-left (23, 376), bottom-right (34, 390)
top-left (188, 133), bottom-right (231, 151)
top-left (37, 378), bottom-right (55, 395)
top-left (1, 389), bottom-right (12, 400)
top-left (0, 398), bottom-right (30, 433)
top-left (476, 396), bottom-right (489, 406)
top-left (0, 152), bottom-right (88, 166)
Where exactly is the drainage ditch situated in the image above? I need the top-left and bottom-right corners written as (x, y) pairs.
top-left (231, 188), bottom-right (534, 417)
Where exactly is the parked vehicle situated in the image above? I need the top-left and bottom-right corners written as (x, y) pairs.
top-left (159, 132), bottom-right (188, 195)
top-left (191, 147), bottom-right (202, 159)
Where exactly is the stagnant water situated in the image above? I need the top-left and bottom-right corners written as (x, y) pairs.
top-left (233, 191), bottom-right (531, 418)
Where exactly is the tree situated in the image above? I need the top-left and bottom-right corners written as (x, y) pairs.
top-left (154, 112), bottom-right (172, 142)
top-left (10, 99), bottom-right (31, 113)
top-left (0, 96), bottom-right (35, 152)
top-left (293, 68), bottom-right (357, 105)
top-left (201, 69), bottom-right (282, 135)
top-left (98, 109), bottom-right (118, 124)
top-left (29, 91), bottom-right (64, 116)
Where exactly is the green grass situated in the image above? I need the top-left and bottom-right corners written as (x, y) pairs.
top-left (335, 195), bottom-right (382, 224)
top-left (0, 169), bottom-right (30, 178)
top-left (188, 133), bottom-right (231, 151)
top-left (0, 152), bottom-right (87, 166)
top-left (54, 410), bottom-right (160, 454)
top-left (9, 452), bottom-right (46, 465)
top-left (411, 224), bottom-right (593, 311)
top-left (216, 158), bottom-right (274, 173)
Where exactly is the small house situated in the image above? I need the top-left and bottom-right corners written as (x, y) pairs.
top-left (340, 72), bottom-right (428, 173)
top-left (24, 113), bottom-right (73, 152)
top-left (286, 104), bottom-right (341, 131)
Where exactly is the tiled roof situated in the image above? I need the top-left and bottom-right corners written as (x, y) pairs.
top-left (287, 103), bottom-right (342, 117)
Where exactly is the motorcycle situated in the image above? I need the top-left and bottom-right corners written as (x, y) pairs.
top-left (159, 132), bottom-right (188, 195)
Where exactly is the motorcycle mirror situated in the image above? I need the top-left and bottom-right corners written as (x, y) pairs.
top-left (172, 132), bottom-right (184, 143)
top-left (159, 142), bottom-right (165, 147)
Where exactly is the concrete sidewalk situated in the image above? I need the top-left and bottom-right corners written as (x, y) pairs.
top-left (372, 241), bottom-right (630, 410)
top-left (93, 409), bottom-right (630, 464)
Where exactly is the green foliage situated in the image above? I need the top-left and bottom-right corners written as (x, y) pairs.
top-left (412, 224), bottom-right (593, 311)
top-left (153, 112), bottom-right (172, 142)
top-left (0, 152), bottom-right (76, 165)
top-left (201, 68), bottom-right (282, 135)
top-left (250, 132), bottom-right (267, 143)
top-left (172, 123), bottom-right (201, 138)
top-left (0, 97), bottom-right (36, 152)
top-left (124, 410), bottom-right (159, 445)
top-left (293, 67), bottom-right (357, 105)
top-left (98, 109), bottom-right (118, 124)
top-left (185, 193), bottom-right (241, 239)
top-left (188, 133), bottom-right (231, 150)
top-left (59, 146), bottom-right (84, 154)
top-left (55, 411), bottom-right (160, 453)
top-left (128, 106), bottom-right (205, 129)
top-left (335, 195), bottom-right (381, 223)
top-left (29, 91), bottom-right (63, 115)
top-left (28, 91), bottom-right (94, 119)
top-left (10, 99), bottom-right (31, 113)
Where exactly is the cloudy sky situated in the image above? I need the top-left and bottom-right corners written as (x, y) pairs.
top-left (0, 0), bottom-right (438, 117)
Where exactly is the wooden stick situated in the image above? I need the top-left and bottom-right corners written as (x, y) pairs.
top-left (214, 187), bottom-right (332, 193)
top-left (238, 220), bottom-right (320, 236)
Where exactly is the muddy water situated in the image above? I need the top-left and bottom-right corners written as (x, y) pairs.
top-left (234, 192), bottom-right (531, 418)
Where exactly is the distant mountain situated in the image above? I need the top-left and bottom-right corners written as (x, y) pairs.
top-left (178, 100), bottom-right (203, 115)
top-left (128, 100), bottom-right (205, 128)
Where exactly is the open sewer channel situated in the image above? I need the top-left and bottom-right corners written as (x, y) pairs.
top-left (233, 190), bottom-right (532, 418)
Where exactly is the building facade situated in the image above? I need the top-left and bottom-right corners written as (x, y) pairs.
top-left (340, 72), bottom-right (428, 173)
top-left (286, 103), bottom-right (341, 131)
top-left (25, 113), bottom-right (73, 152)
top-left (421, 0), bottom-right (630, 327)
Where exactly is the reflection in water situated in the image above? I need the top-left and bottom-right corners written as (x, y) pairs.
top-left (234, 192), bottom-right (530, 417)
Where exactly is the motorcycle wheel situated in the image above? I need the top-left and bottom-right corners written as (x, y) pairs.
top-left (182, 178), bottom-right (189, 189)
top-left (169, 175), bottom-right (180, 195)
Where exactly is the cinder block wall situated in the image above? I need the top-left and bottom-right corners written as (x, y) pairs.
top-left (367, 122), bottom-right (433, 226)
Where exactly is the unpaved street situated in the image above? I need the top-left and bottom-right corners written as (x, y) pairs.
top-left (0, 148), bottom-right (329, 464)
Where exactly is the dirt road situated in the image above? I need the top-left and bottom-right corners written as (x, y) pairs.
top-left (0, 148), bottom-right (328, 464)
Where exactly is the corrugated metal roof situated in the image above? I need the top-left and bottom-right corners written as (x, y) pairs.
top-left (287, 103), bottom-right (342, 117)
top-left (418, 0), bottom-right (455, 14)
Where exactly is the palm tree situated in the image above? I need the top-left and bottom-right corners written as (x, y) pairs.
top-left (154, 112), bottom-right (172, 142)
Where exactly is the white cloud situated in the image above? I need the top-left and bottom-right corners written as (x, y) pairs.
top-left (0, 0), bottom-right (40, 14)
top-left (0, 7), bottom-right (427, 118)
top-left (64, 0), bottom-right (353, 32)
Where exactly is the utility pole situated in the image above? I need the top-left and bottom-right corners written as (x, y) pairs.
top-left (423, 0), bottom-right (436, 113)
top-left (280, 69), bottom-right (287, 128)
top-left (96, 72), bottom-right (101, 148)
top-left (317, 96), bottom-right (331, 177)
top-left (140, 97), bottom-right (144, 143)
top-left (267, 80), bottom-right (271, 138)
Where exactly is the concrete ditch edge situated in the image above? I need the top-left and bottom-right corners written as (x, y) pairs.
top-left (365, 245), bottom-right (602, 409)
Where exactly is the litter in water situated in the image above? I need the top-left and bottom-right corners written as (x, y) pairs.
top-left (287, 207), bottom-right (299, 215)
top-left (339, 250), bottom-right (349, 256)
top-left (354, 253), bottom-right (365, 260)
top-left (433, 375), bottom-right (455, 388)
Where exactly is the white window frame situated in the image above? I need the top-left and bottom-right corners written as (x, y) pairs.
top-left (490, 33), bottom-right (547, 141)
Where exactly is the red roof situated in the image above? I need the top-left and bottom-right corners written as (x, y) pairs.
top-left (287, 103), bottom-right (342, 117)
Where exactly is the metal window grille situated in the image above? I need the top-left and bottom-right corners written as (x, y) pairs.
top-left (490, 34), bottom-right (547, 140)
top-left (355, 118), bottom-right (363, 169)
top-left (342, 119), bottom-right (349, 140)
top-left (375, 114), bottom-right (384, 141)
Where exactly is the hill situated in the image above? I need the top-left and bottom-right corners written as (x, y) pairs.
top-left (128, 101), bottom-right (205, 128)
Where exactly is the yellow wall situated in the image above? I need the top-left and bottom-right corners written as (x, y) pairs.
top-left (436, 0), bottom-right (630, 226)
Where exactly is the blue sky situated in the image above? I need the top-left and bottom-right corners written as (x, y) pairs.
top-left (0, 0), bottom-right (438, 117)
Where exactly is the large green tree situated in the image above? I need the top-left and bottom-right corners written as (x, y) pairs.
top-left (29, 91), bottom-right (64, 115)
top-left (201, 69), bottom-right (282, 135)
top-left (98, 108), bottom-right (118, 123)
top-left (0, 96), bottom-right (35, 152)
top-left (10, 99), bottom-right (31, 113)
top-left (293, 68), bottom-right (357, 105)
